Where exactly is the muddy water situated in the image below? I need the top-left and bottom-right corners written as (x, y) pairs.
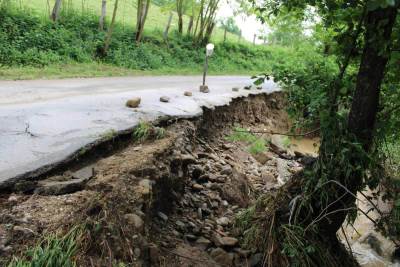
top-left (340, 191), bottom-right (400, 267)
top-left (274, 135), bottom-right (399, 266)
top-left (271, 134), bottom-right (320, 157)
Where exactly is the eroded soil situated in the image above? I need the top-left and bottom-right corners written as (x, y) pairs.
top-left (0, 92), bottom-right (324, 266)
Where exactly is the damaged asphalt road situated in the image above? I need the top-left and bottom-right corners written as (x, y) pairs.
top-left (0, 76), bottom-right (279, 186)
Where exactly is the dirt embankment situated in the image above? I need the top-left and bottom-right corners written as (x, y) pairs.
top-left (0, 92), bottom-right (317, 266)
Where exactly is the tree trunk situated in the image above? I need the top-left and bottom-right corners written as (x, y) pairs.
top-left (135, 0), bottom-right (150, 43)
top-left (178, 14), bottom-right (183, 34)
top-left (223, 27), bottom-right (226, 42)
top-left (187, 15), bottom-right (193, 35)
top-left (102, 0), bottom-right (119, 56)
top-left (323, 3), bottom-right (399, 234)
top-left (202, 21), bottom-right (215, 43)
top-left (163, 12), bottom-right (173, 41)
top-left (99, 0), bottom-right (107, 31)
top-left (51, 0), bottom-right (62, 22)
top-left (348, 5), bottom-right (398, 149)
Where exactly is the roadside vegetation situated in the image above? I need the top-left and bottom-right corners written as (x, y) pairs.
top-left (0, 0), bottom-right (278, 79)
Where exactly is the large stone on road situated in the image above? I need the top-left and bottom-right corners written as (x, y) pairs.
top-left (126, 97), bottom-right (141, 108)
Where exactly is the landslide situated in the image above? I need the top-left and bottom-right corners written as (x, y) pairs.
top-left (0, 92), bottom-right (312, 267)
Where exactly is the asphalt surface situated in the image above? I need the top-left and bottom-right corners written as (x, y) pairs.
top-left (0, 76), bottom-right (279, 185)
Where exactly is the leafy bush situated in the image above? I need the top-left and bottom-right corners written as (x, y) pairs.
top-left (252, 45), bottom-right (344, 129)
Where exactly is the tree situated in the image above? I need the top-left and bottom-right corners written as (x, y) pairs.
top-left (99, 0), bottom-right (107, 31)
top-left (102, 0), bottom-right (119, 56)
top-left (163, 11), bottom-right (173, 40)
top-left (51, 0), bottom-right (63, 22)
top-left (241, 1), bottom-right (400, 266)
top-left (135, 0), bottom-right (151, 42)
top-left (265, 11), bottom-right (305, 46)
top-left (193, 0), bottom-right (220, 44)
top-left (176, 0), bottom-right (189, 34)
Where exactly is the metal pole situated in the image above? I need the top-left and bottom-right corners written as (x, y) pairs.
top-left (202, 54), bottom-right (208, 86)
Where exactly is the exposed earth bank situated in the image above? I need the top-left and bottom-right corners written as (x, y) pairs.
top-left (0, 92), bottom-right (395, 266)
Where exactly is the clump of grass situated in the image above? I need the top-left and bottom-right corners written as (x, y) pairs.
top-left (226, 127), bottom-right (258, 143)
top-left (249, 138), bottom-right (267, 155)
top-left (133, 121), bottom-right (165, 142)
top-left (227, 127), bottom-right (268, 155)
top-left (8, 226), bottom-right (83, 267)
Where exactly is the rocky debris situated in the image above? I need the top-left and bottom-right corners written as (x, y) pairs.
top-left (34, 172), bottom-right (92, 195)
top-left (252, 151), bottom-right (273, 164)
top-left (160, 96), bottom-right (170, 103)
top-left (220, 165), bottom-right (232, 175)
top-left (256, 86), bottom-right (263, 90)
top-left (216, 217), bottom-right (230, 226)
top-left (250, 253), bottom-right (263, 267)
top-left (7, 194), bottom-right (21, 203)
top-left (200, 85), bottom-right (210, 93)
top-left (232, 87), bottom-right (240, 92)
top-left (138, 179), bottom-right (152, 195)
top-left (12, 225), bottom-right (36, 238)
top-left (276, 158), bottom-right (293, 185)
top-left (72, 166), bottom-right (94, 180)
top-left (244, 85), bottom-right (251, 90)
top-left (157, 212), bottom-right (168, 222)
top-left (126, 97), bottom-right (141, 108)
top-left (213, 235), bottom-right (239, 247)
top-left (210, 247), bottom-right (234, 266)
top-left (184, 91), bottom-right (193, 96)
top-left (0, 92), bottom-right (301, 266)
top-left (124, 213), bottom-right (144, 230)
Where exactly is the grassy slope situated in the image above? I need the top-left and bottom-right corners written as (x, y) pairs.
top-left (0, 1), bottom-right (260, 80)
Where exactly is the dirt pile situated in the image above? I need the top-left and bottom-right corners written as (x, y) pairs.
top-left (0, 92), bottom-right (316, 266)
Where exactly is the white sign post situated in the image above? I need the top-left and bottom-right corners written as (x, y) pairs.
top-left (200, 43), bottom-right (214, 93)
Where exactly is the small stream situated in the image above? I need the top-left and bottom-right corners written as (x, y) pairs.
top-left (273, 135), bottom-right (399, 266)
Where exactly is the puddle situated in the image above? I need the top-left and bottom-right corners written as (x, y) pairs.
top-left (271, 134), bottom-right (320, 157)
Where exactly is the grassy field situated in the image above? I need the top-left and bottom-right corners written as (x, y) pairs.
top-left (0, 61), bottom-right (262, 80)
top-left (18, 0), bottom-right (242, 44)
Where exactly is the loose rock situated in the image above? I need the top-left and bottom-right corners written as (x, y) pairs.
top-left (210, 248), bottom-right (234, 266)
top-left (124, 213), bottom-right (144, 230)
top-left (126, 97), bottom-right (141, 108)
top-left (160, 96), bottom-right (170, 103)
top-left (184, 91), bottom-right (193, 96)
top-left (157, 212), bottom-right (168, 222)
top-left (216, 217), bottom-right (230, 226)
top-left (232, 87), bottom-right (240, 92)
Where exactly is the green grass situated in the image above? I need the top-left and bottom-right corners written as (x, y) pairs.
top-left (132, 121), bottom-right (165, 142)
top-left (227, 127), bottom-right (268, 155)
top-left (8, 226), bottom-right (82, 267)
top-left (0, 61), bottom-right (263, 80)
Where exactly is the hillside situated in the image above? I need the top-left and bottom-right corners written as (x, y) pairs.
top-left (0, 1), bottom-right (266, 80)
